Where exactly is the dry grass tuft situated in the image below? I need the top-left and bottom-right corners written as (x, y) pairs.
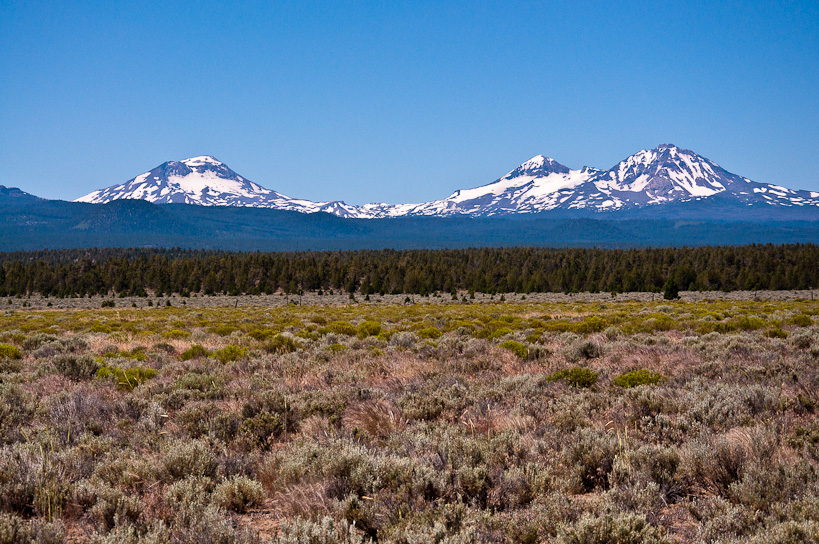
top-left (342, 400), bottom-right (406, 439)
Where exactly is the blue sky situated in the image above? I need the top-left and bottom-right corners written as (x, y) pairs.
top-left (1, 1), bottom-right (818, 204)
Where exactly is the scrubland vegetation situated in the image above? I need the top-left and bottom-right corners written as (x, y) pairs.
top-left (0, 297), bottom-right (818, 542)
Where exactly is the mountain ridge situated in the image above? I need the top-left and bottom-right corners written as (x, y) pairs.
top-left (64, 144), bottom-right (819, 219)
top-left (4, 195), bottom-right (819, 251)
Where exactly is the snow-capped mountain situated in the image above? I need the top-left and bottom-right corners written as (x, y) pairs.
top-left (74, 156), bottom-right (367, 218)
top-left (575, 144), bottom-right (819, 211)
top-left (398, 144), bottom-right (819, 216)
top-left (387, 156), bottom-right (600, 216)
top-left (75, 146), bottom-right (819, 218)
top-left (380, 155), bottom-right (600, 217)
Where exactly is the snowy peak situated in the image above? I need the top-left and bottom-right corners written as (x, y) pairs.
top-left (505, 155), bottom-right (571, 178)
top-left (75, 156), bottom-right (365, 216)
top-left (75, 156), bottom-right (282, 207)
top-left (595, 144), bottom-right (728, 201)
top-left (398, 154), bottom-right (594, 216)
top-left (176, 156), bottom-right (247, 182)
top-left (181, 155), bottom-right (224, 166)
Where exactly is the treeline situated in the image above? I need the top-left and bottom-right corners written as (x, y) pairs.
top-left (0, 245), bottom-right (817, 297)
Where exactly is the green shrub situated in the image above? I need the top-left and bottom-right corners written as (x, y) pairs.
top-left (20, 333), bottom-right (58, 351)
top-left (573, 316), bottom-right (607, 334)
top-left (169, 503), bottom-right (249, 544)
top-left (0, 385), bottom-right (35, 442)
top-left (152, 342), bottom-right (176, 355)
top-left (176, 403), bottom-right (240, 442)
top-left (85, 483), bottom-right (143, 532)
top-left (557, 512), bottom-right (667, 543)
top-left (89, 323), bottom-right (114, 334)
top-left (735, 316), bottom-right (767, 331)
top-left (274, 516), bottom-right (366, 544)
top-left (209, 325), bottom-right (238, 336)
top-left (262, 334), bottom-right (302, 354)
top-left (417, 326), bottom-right (443, 339)
top-left (0, 443), bottom-right (72, 521)
top-left (162, 440), bottom-right (217, 481)
top-left (563, 427), bottom-right (618, 492)
top-left (0, 358), bottom-right (22, 374)
top-left (548, 367), bottom-right (599, 388)
top-left (750, 521), bottom-right (819, 543)
top-left (0, 513), bottom-right (33, 543)
top-left (162, 328), bottom-right (190, 339)
top-left (91, 450), bottom-right (159, 491)
top-left (104, 346), bottom-right (147, 361)
top-left (639, 314), bottom-right (675, 332)
top-left (212, 344), bottom-right (247, 363)
top-left (173, 372), bottom-right (225, 399)
top-left (297, 329), bottom-right (320, 341)
top-left (0, 331), bottom-right (24, 345)
top-left (328, 320), bottom-right (357, 336)
top-left (764, 327), bottom-right (788, 339)
top-left (0, 344), bottom-right (22, 360)
top-left (165, 475), bottom-right (215, 507)
top-left (499, 340), bottom-right (528, 359)
top-left (790, 330), bottom-right (815, 350)
top-left (613, 369), bottom-right (664, 388)
top-left (238, 413), bottom-right (283, 450)
top-left (53, 354), bottom-right (99, 380)
top-left (180, 344), bottom-right (209, 360)
top-left (356, 321), bottom-right (382, 338)
top-left (525, 331), bottom-right (543, 344)
top-left (789, 314), bottom-right (813, 327)
top-left (568, 340), bottom-right (603, 361)
top-left (96, 365), bottom-right (158, 391)
top-left (0, 345), bottom-right (23, 374)
top-left (390, 331), bottom-right (418, 349)
top-left (247, 328), bottom-right (276, 341)
top-left (488, 327), bottom-right (513, 340)
top-left (211, 475), bottom-right (265, 513)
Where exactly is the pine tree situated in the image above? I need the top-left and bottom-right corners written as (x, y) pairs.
top-left (663, 277), bottom-right (680, 300)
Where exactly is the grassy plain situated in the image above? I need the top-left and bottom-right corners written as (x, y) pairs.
top-left (0, 294), bottom-right (818, 542)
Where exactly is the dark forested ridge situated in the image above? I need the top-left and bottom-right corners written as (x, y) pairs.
top-left (1, 245), bottom-right (817, 297)
top-left (2, 196), bottom-right (819, 251)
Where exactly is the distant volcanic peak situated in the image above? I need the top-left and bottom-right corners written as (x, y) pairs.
top-left (181, 155), bottom-right (223, 166)
top-left (505, 154), bottom-right (571, 178)
top-left (174, 155), bottom-right (242, 181)
top-left (615, 144), bottom-right (702, 171)
top-left (155, 160), bottom-right (194, 178)
top-left (74, 155), bottom-right (281, 206)
top-left (654, 143), bottom-right (685, 153)
top-left (597, 143), bottom-right (731, 199)
top-left (522, 154), bottom-right (564, 169)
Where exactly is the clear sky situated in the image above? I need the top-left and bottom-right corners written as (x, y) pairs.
top-left (1, 1), bottom-right (818, 204)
